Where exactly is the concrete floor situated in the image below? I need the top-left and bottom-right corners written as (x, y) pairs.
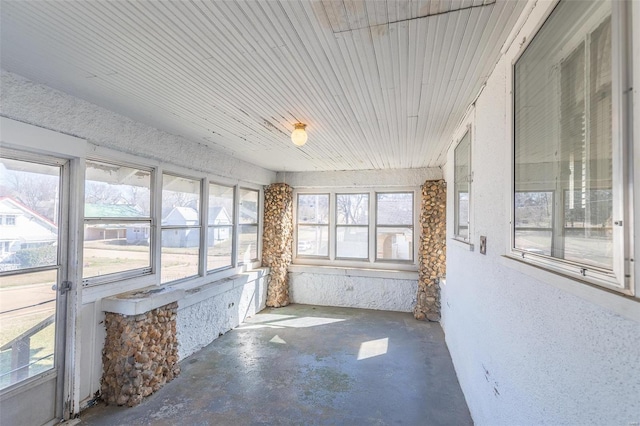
top-left (79, 304), bottom-right (472, 426)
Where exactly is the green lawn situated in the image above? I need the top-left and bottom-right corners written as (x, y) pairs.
top-left (0, 312), bottom-right (56, 390)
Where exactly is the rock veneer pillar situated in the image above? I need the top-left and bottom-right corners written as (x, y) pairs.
top-left (262, 183), bottom-right (293, 307)
top-left (101, 302), bottom-right (180, 406)
top-left (414, 180), bottom-right (447, 321)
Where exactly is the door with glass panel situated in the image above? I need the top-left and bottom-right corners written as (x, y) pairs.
top-left (0, 155), bottom-right (68, 426)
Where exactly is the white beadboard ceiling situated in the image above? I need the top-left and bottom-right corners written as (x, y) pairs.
top-left (0, 0), bottom-right (526, 172)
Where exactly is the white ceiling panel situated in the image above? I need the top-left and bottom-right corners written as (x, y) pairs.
top-left (0, 0), bottom-right (527, 172)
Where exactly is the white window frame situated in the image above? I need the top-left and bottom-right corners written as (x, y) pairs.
top-left (160, 172), bottom-right (204, 284)
top-left (76, 147), bottom-right (263, 295)
top-left (507, 0), bottom-right (633, 295)
top-left (206, 181), bottom-right (235, 273)
top-left (81, 159), bottom-right (155, 287)
top-left (295, 192), bottom-right (330, 259)
top-left (237, 187), bottom-right (261, 265)
top-left (293, 187), bottom-right (418, 271)
top-left (453, 125), bottom-right (472, 243)
top-left (335, 192), bottom-right (370, 261)
top-left (374, 191), bottom-right (415, 263)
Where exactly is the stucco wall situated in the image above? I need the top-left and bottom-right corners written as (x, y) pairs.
top-left (278, 168), bottom-right (441, 188)
top-left (289, 267), bottom-right (417, 312)
top-left (177, 271), bottom-right (268, 360)
top-left (0, 70), bottom-right (276, 185)
top-left (441, 2), bottom-right (640, 424)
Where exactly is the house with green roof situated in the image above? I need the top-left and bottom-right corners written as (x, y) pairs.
top-left (84, 203), bottom-right (144, 241)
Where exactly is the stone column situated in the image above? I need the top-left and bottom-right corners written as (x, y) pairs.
top-left (262, 183), bottom-right (293, 307)
top-left (101, 302), bottom-right (180, 406)
top-left (414, 180), bottom-right (447, 321)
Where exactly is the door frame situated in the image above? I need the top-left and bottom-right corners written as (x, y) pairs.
top-left (0, 117), bottom-right (87, 422)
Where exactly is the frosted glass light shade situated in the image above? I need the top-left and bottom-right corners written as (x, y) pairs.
top-left (291, 123), bottom-right (307, 146)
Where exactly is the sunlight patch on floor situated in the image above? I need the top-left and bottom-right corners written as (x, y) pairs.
top-left (357, 338), bottom-right (388, 360)
top-left (238, 315), bottom-right (345, 330)
top-left (269, 335), bottom-right (287, 344)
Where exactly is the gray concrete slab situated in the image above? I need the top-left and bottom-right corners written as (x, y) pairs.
top-left (79, 304), bottom-right (472, 426)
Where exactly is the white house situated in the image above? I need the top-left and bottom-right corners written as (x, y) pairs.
top-left (208, 206), bottom-right (232, 243)
top-left (161, 206), bottom-right (201, 248)
top-left (0, 196), bottom-right (57, 265)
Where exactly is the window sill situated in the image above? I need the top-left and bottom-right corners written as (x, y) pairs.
top-left (288, 264), bottom-right (418, 280)
top-left (500, 255), bottom-right (639, 322)
top-left (178, 267), bottom-right (269, 309)
top-left (450, 238), bottom-right (474, 251)
top-left (102, 285), bottom-right (185, 316)
top-left (99, 267), bottom-right (270, 314)
top-left (81, 261), bottom-right (264, 305)
top-left (82, 273), bottom-right (157, 304)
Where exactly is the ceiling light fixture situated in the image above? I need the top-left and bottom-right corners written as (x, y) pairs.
top-left (291, 123), bottom-right (308, 147)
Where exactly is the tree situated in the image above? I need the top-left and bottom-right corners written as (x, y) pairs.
top-left (125, 185), bottom-right (151, 215)
top-left (336, 194), bottom-right (367, 224)
top-left (84, 181), bottom-right (121, 205)
top-left (6, 171), bottom-right (58, 221)
top-left (14, 245), bottom-right (57, 268)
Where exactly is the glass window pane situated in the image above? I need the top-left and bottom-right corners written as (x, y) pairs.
top-left (514, 192), bottom-right (553, 256)
top-left (83, 223), bottom-right (150, 279)
top-left (161, 228), bottom-right (200, 283)
top-left (209, 183), bottom-right (234, 226)
top-left (456, 192), bottom-right (469, 240)
top-left (0, 158), bottom-right (60, 271)
top-left (564, 189), bottom-right (613, 268)
top-left (239, 188), bottom-right (258, 225)
top-left (336, 227), bottom-right (368, 259)
top-left (83, 161), bottom-right (152, 282)
top-left (238, 224), bottom-right (258, 263)
top-left (376, 227), bottom-right (413, 261)
top-left (376, 193), bottom-right (413, 225)
top-left (208, 226), bottom-right (232, 270)
top-left (85, 161), bottom-right (151, 217)
top-left (336, 194), bottom-right (368, 225)
top-left (454, 132), bottom-right (470, 239)
top-left (0, 269), bottom-right (57, 389)
top-left (297, 194), bottom-right (329, 224)
top-left (514, 0), bottom-right (613, 270)
top-left (515, 230), bottom-right (553, 256)
top-left (162, 174), bottom-right (200, 226)
top-left (297, 225), bottom-right (329, 256)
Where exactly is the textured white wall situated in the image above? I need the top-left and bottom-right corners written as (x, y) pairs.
top-left (177, 272), bottom-right (267, 360)
top-left (289, 268), bottom-right (417, 312)
top-left (278, 167), bottom-right (441, 188)
top-left (0, 70), bottom-right (276, 185)
top-left (441, 2), bottom-right (640, 423)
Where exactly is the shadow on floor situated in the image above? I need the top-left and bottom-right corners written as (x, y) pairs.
top-left (79, 304), bottom-right (472, 426)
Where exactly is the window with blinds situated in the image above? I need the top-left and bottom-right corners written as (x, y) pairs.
top-left (454, 130), bottom-right (471, 242)
top-left (513, 0), bottom-right (630, 292)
